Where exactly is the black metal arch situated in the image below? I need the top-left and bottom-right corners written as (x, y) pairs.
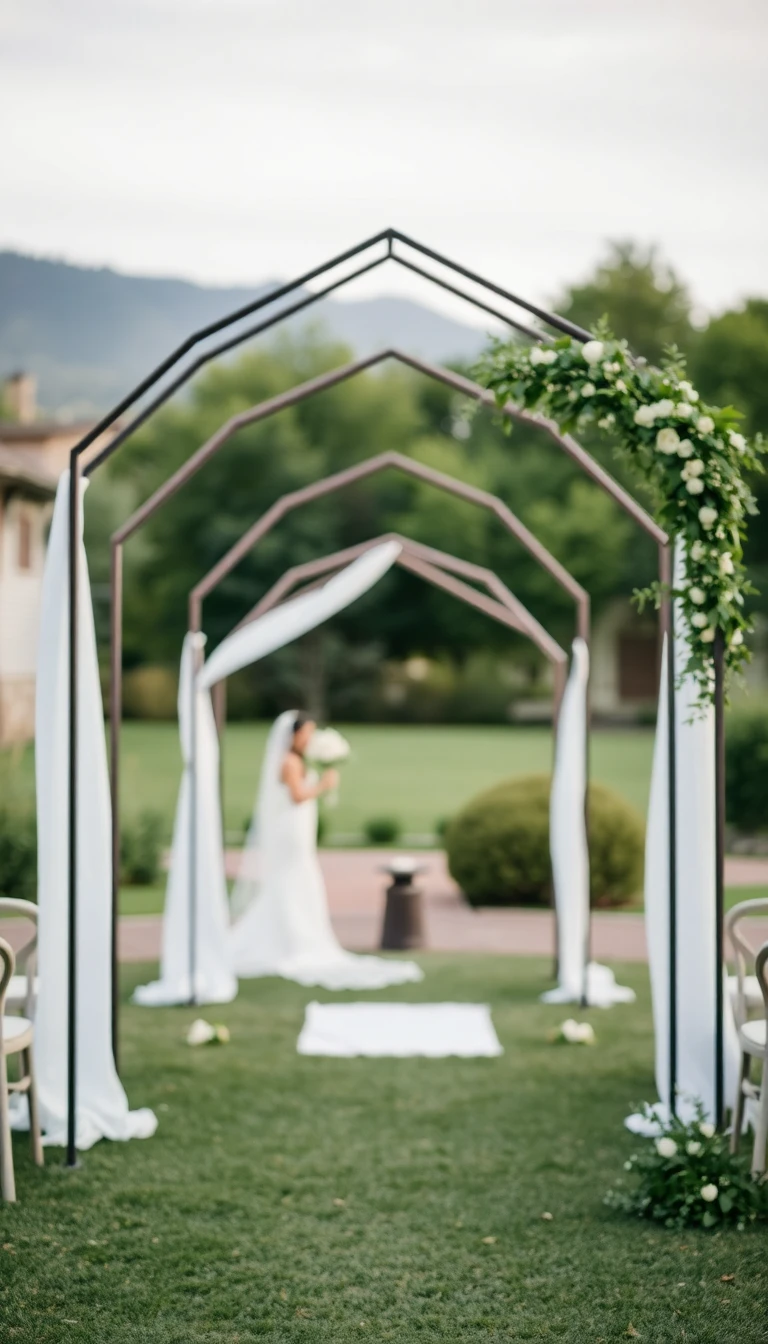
top-left (64, 228), bottom-right (687, 1175)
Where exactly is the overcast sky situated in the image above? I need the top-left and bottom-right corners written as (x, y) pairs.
top-left (2, 0), bottom-right (766, 322)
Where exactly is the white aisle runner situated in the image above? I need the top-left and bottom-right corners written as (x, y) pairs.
top-left (297, 1002), bottom-right (503, 1057)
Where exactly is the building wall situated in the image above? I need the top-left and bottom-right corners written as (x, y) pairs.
top-left (0, 491), bottom-right (49, 743)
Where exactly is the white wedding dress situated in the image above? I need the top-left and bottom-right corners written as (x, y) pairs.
top-left (229, 712), bottom-right (423, 990)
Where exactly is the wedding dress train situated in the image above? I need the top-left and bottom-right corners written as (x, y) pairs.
top-left (229, 712), bottom-right (423, 990)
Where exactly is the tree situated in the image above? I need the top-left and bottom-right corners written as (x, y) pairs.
top-left (555, 241), bottom-right (694, 366)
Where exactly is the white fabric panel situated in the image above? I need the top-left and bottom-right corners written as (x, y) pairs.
top-left (541, 637), bottom-right (634, 1009)
top-left (133, 634), bottom-right (237, 1007)
top-left (297, 1002), bottom-right (503, 1057)
top-left (628, 545), bottom-right (739, 1131)
top-left (12, 472), bottom-right (156, 1149)
top-left (199, 541), bottom-right (402, 689)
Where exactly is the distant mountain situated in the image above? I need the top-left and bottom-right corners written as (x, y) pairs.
top-left (0, 251), bottom-right (490, 415)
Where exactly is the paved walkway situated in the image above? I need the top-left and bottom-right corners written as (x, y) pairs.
top-left (4, 852), bottom-right (767, 966)
top-left (117, 849), bottom-right (767, 965)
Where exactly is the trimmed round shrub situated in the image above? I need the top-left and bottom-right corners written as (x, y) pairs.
top-left (364, 816), bottom-right (402, 845)
top-left (444, 774), bottom-right (644, 909)
top-left (725, 711), bottom-right (768, 833)
top-left (120, 810), bottom-right (165, 886)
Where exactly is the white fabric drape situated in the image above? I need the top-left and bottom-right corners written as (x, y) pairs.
top-left (12, 472), bottom-right (156, 1150)
top-left (135, 542), bottom-right (403, 1006)
top-left (132, 633), bottom-right (237, 1007)
top-left (627, 578), bottom-right (739, 1131)
top-left (541, 637), bottom-right (634, 1009)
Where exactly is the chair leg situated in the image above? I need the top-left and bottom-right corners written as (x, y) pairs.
top-left (731, 1051), bottom-right (749, 1154)
top-left (751, 1057), bottom-right (768, 1176)
top-left (24, 1046), bottom-right (43, 1168)
top-left (0, 1052), bottom-right (16, 1203)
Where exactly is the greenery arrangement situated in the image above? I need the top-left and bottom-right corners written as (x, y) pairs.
top-left (725, 710), bottom-right (768, 833)
top-left (475, 328), bottom-right (764, 707)
top-left (606, 1101), bottom-right (768, 1231)
top-left (445, 774), bottom-right (644, 908)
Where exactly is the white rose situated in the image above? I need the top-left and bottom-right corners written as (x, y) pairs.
top-left (529, 345), bottom-right (545, 365)
top-left (615, 379), bottom-right (627, 393)
top-left (728, 430), bottom-right (746, 453)
top-left (654, 398), bottom-right (675, 418)
top-left (677, 439), bottom-right (694, 458)
top-left (655, 1137), bottom-right (678, 1158)
top-left (598, 415), bottom-right (615, 431)
top-left (560, 1018), bottom-right (581, 1042)
top-left (700, 1183), bottom-right (718, 1203)
top-left (690, 540), bottom-right (707, 561)
top-left (699, 506), bottom-right (718, 529)
top-left (678, 380), bottom-right (699, 403)
top-left (688, 587), bottom-right (706, 605)
top-left (700, 627), bottom-right (716, 643)
top-left (542, 348), bottom-right (557, 365)
top-left (686, 478), bottom-right (705, 495)
top-left (699, 1122), bottom-right (716, 1138)
top-left (187, 1018), bottom-right (216, 1046)
top-left (686, 1141), bottom-right (703, 1156)
top-left (656, 427), bottom-right (680, 454)
top-left (696, 415), bottom-right (715, 435)
top-left (691, 613), bottom-right (709, 629)
top-left (582, 339), bottom-right (604, 364)
top-left (682, 458), bottom-right (705, 478)
top-left (674, 402), bottom-right (693, 419)
top-left (581, 383), bottom-right (596, 398)
top-left (634, 404), bottom-right (657, 427)
top-left (719, 552), bottom-right (734, 576)
top-left (731, 629), bottom-right (744, 647)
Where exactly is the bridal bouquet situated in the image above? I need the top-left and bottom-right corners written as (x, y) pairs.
top-left (306, 727), bottom-right (350, 807)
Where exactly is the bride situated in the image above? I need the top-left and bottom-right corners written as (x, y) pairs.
top-left (229, 711), bottom-right (423, 989)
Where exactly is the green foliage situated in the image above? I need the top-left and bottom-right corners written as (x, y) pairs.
top-left (120, 810), bottom-right (164, 886)
top-left (444, 774), bottom-right (644, 908)
top-left (556, 242), bottom-right (694, 367)
top-left (363, 815), bottom-right (402, 845)
top-left (476, 328), bottom-right (764, 706)
top-left (0, 807), bottom-right (37, 901)
top-left (122, 665), bottom-right (178, 720)
top-left (726, 712), bottom-right (768, 832)
top-left (606, 1100), bottom-right (768, 1231)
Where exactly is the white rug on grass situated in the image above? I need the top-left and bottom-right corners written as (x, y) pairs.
top-left (297, 1002), bottom-right (503, 1058)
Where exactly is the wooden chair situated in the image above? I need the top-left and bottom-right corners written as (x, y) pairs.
top-left (729, 922), bottom-right (768, 1174)
top-left (0, 898), bottom-right (39, 1019)
top-left (725, 897), bottom-right (768, 1031)
top-left (0, 934), bottom-right (43, 1201)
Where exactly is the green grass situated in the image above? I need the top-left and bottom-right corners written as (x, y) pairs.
top-left (2, 722), bottom-right (655, 842)
top-left (1, 956), bottom-right (765, 1342)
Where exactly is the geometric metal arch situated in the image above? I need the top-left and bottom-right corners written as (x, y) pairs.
top-left (62, 229), bottom-right (674, 1167)
top-left (183, 532), bottom-right (572, 1011)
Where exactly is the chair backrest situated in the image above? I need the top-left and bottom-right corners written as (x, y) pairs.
top-left (756, 943), bottom-right (768, 1048)
top-left (0, 898), bottom-right (38, 1017)
top-left (725, 897), bottom-right (768, 1029)
top-left (0, 936), bottom-right (16, 1048)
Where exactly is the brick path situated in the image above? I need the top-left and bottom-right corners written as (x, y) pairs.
top-left (3, 852), bottom-right (766, 966)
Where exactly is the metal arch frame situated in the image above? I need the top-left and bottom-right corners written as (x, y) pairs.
top-left (106, 350), bottom-right (664, 1049)
top-left (64, 227), bottom-right (699, 1175)
top-left (193, 532), bottom-right (570, 1023)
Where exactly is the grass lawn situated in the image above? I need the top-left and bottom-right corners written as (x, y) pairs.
top-left (2, 722), bottom-right (655, 842)
top-left (1, 956), bottom-right (765, 1342)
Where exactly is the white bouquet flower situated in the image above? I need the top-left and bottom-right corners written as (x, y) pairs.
top-left (550, 1018), bottom-right (596, 1046)
top-left (186, 1018), bottom-right (231, 1047)
top-left (306, 726), bottom-right (351, 807)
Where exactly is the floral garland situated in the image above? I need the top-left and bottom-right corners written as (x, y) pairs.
top-left (475, 324), bottom-right (764, 706)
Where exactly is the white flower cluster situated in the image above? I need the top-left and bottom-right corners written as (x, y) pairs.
top-left (186, 1018), bottom-right (231, 1046)
top-left (306, 727), bottom-right (351, 766)
top-left (555, 1018), bottom-right (595, 1045)
top-left (529, 345), bottom-right (558, 367)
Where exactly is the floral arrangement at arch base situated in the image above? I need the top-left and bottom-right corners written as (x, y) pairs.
top-left (475, 325), bottom-right (765, 708)
top-left (605, 1101), bottom-right (768, 1231)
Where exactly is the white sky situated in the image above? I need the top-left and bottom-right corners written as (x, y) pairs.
top-left (2, 0), bottom-right (767, 322)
